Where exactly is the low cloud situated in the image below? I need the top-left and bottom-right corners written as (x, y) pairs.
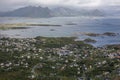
top-left (0, 0), bottom-right (119, 12)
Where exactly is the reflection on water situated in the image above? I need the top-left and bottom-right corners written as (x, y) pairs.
top-left (0, 16), bottom-right (120, 47)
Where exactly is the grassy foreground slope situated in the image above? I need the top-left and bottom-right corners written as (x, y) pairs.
top-left (0, 37), bottom-right (119, 80)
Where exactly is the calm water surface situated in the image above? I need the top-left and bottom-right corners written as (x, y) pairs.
top-left (0, 16), bottom-right (120, 47)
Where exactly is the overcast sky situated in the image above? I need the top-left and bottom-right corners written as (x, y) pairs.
top-left (0, 0), bottom-right (120, 11)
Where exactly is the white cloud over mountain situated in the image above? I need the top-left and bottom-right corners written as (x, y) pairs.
top-left (0, 0), bottom-right (120, 11)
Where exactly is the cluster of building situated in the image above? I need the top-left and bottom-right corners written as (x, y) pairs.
top-left (0, 37), bottom-right (120, 80)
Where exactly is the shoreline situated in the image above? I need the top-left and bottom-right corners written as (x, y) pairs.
top-left (1, 36), bottom-right (120, 48)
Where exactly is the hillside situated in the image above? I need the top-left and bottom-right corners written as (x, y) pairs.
top-left (0, 6), bottom-right (52, 18)
top-left (0, 6), bottom-right (105, 18)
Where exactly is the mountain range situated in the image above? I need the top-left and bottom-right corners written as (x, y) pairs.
top-left (0, 6), bottom-right (105, 18)
top-left (102, 6), bottom-right (120, 17)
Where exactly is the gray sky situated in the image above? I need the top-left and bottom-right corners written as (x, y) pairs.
top-left (0, 0), bottom-right (120, 11)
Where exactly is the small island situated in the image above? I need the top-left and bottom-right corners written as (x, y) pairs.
top-left (84, 32), bottom-right (119, 37)
top-left (0, 23), bottom-right (61, 30)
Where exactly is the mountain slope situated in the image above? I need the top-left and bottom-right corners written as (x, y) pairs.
top-left (102, 6), bottom-right (120, 16)
top-left (51, 7), bottom-right (104, 17)
top-left (0, 6), bottom-right (52, 18)
top-left (0, 6), bottom-right (105, 17)
top-left (51, 7), bottom-right (80, 16)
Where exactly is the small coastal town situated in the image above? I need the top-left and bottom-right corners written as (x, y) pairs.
top-left (0, 36), bottom-right (119, 80)
top-left (0, 0), bottom-right (120, 80)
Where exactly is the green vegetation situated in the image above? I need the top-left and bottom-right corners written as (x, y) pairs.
top-left (84, 33), bottom-right (100, 37)
top-left (84, 38), bottom-right (97, 43)
top-left (0, 37), bottom-right (120, 80)
top-left (83, 32), bottom-right (119, 37)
